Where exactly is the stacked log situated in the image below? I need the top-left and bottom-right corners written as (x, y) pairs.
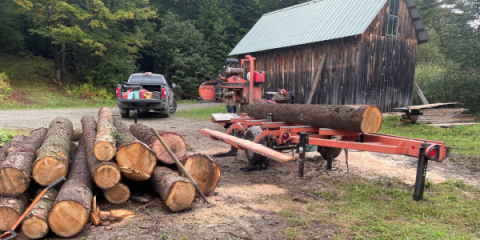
top-left (150, 166), bottom-right (195, 212)
top-left (114, 120), bottom-right (156, 181)
top-left (21, 189), bottom-right (58, 239)
top-left (32, 117), bottom-right (74, 186)
top-left (130, 124), bottom-right (187, 164)
top-left (0, 192), bottom-right (29, 231)
top-left (82, 115), bottom-right (121, 189)
top-left (103, 182), bottom-right (130, 204)
top-left (71, 128), bottom-right (83, 141)
top-left (0, 128), bottom-right (48, 197)
top-left (246, 103), bottom-right (383, 134)
top-left (0, 135), bottom-right (26, 162)
top-left (49, 137), bottom-right (93, 238)
top-left (183, 154), bottom-right (221, 195)
top-left (94, 107), bottom-right (117, 161)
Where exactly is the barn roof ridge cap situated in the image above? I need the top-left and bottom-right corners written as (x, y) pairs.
top-left (262, 0), bottom-right (324, 16)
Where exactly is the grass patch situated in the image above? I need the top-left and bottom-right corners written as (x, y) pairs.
top-left (175, 105), bottom-right (226, 120)
top-left (277, 176), bottom-right (480, 239)
top-left (380, 116), bottom-right (480, 157)
top-left (0, 128), bottom-right (30, 146)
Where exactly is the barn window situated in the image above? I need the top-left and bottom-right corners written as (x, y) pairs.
top-left (387, 0), bottom-right (400, 37)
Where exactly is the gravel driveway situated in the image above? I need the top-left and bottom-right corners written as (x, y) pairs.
top-left (0, 102), bottom-right (223, 130)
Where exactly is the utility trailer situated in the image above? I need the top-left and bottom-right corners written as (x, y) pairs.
top-left (201, 113), bottom-right (449, 201)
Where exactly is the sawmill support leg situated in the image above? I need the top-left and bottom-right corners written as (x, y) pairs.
top-left (413, 142), bottom-right (429, 201)
top-left (297, 132), bottom-right (308, 178)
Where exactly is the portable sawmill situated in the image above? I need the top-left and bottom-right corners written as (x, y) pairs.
top-left (199, 56), bottom-right (450, 201)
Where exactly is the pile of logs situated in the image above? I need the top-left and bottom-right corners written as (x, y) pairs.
top-left (0, 107), bottom-right (221, 239)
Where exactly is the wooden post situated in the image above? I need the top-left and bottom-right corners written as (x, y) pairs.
top-left (413, 81), bottom-right (429, 105)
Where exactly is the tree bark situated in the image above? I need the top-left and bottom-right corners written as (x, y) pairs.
top-left (0, 192), bottom-right (29, 231)
top-left (32, 118), bottom-right (73, 186)
top-left (48, 137), bottom-right (93, 238)
top-left (0, 128), bottom-right (48, 197)
top-left (81, 115), bottom-right (121, 189)
top-left (103, 182), bottom-right (130, 205)
top-left (0, 135), bottom-right (26, 163)
top-left (130, 123), bottom-right (187, 164)
top-left (71, 128), bottom-right (83, 142)
top-left (150, 166), bottom-right (195, 212)
top-left (183, 154), bottom-right (221, 196)
top-left (114, 120), bottom-right (156, 181)
top-left (94, 107), bottom-right (117, 161)
top-left (246, 103), bottom-right (383, 134)
top-left (21, 189), bottom-right (58, 239)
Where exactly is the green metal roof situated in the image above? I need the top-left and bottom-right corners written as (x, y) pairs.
top-left (229, 0), bottom-right (389, 56)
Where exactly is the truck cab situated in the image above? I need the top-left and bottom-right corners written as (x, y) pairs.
top-left (116, 73), bottom-right (176, 118)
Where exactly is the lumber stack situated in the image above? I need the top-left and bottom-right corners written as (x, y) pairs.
top-left (0, 107), bottom-right (221, 239)
top-left (396, 102), bottom-right (480, 126)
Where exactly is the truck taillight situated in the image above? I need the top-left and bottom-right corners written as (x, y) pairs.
top-left (161, 88), bottom-right (166, 99)
top-left (116, 86), bottom-right (120, 98)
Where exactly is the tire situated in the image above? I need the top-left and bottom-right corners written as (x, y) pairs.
top-left (244, 126), bottom-right (266, 165)
top-left (120, 108), bottom-right (129, 118)
top-left (163, 103), bottom-right (170, 118)
top-left (318, 147), bottom-right (342, 160)
top-left (170, 99), bottom-right (177, 113)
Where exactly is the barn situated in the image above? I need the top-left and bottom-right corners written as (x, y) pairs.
top-left (229, 0), bottom-right (429, 112)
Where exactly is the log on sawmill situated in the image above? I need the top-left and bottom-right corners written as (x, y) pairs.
top-left (246, 103), bottom-right (383, 134)
top-left (150, 166), bottom-right (195, 212)
top-left (71, 128), bottom-right (83, 141)
top-left (0, 192), bottom-right (29, 231)
top-left (0, 128), bottom-right (48, 197)
top-left (0, 135), bottom-right (26, 162)
top-left (94, 107), bottom-right (117, 161)
top-left (48, 137), bottom-right (93, 238)
top-left (129, 123), bottom-right (187, 164)
top-left (103, 182), bottom-right (130, 205)
top-left (21, 189), bottom-right (58, 239)
top-left (183, 154), bottom-right (221, 195)
top-left (82, 115), bottom-right (121, 189)
top-left (32, 117), bottom-right (73, 186)
top-left (114, 120), bottom-right (156, 181)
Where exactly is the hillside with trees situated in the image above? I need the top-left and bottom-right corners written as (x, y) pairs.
top-left (0, 0), bottom-right (479, 113)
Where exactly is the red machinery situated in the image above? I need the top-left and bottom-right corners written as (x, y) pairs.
top-left (198, 55), bottom-right (265, 110)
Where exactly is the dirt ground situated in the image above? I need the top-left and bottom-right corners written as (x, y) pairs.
top-left (1, 105), bottom-right (478, 240)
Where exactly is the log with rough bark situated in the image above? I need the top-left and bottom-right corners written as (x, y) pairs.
top-left (94, 107), bottom-right (117, 161)
top-left (150, 166), bottom-right (195, 212)
top-left (0, 192), bottom-right (29, 231)
top-left (246, 103), bottom-right (383, 134)
top-left (114, 120), bottom-right (156, 181)
top-left (48, 137), bottom-right (93, 238)
top-left (183, 154), bottom-right (221, 196)
top-left (82, 116), bottom-right (121, 189)
top-left (0, 128), bottom-right (48, 197)
top-left (103, 182), bottom-right (130, 204)
top-left (21, 189), bottom-right (58, 239)
top-left (130, 124), bottom-right (187, 164)
top-left (71, 128), bottom-right (83, 141)
top-left (0, 135), bottom-right (26, 162)
top-left (32, 117), bottom-right (73, 186)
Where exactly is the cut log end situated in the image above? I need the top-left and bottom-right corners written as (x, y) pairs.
top-left (0, 207), bottom-right (19, 231)
top-left (166, 181), bottom-right (196, 212)
top-left (0, 168), bottom-right (29, 198)
top-left (93, 141), bottom-right (116, 161)
top-left (22, 216), bottom-right (49, 239)
top-left (103, 182), bottom-right (130, 204)
top-left (116, 142), bottom-right (156, 181)
top-left (151, 132), bottom-right (187, 164)
top-left (32, 157), bottom-right (67, 186)
top-left (183, 154), bottom-right (221, 195)
top-left (49, 201), bottom-right (88, 238)
top-left (94, 165), bottom-right (122, 190)
top-left (361, 106), bottom-right (383, 133)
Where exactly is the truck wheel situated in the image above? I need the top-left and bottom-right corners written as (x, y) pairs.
top-left (244, 126), bottom-right (266, 165)
top-left (163, 104), bottom-right (170, 118)
top-left (170, 99), bottom-right (177, 113)
top-left (120, 108), bottom-right (129, 118)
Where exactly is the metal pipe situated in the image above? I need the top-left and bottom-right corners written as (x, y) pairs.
top-left (245, 55), bottom-right (255, 104)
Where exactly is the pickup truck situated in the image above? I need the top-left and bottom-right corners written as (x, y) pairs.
top-left (116, 73), bottom-right (177, 118)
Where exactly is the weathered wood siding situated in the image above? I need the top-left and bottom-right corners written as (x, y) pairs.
top-left (249, 0), bottom-right (418, 112)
